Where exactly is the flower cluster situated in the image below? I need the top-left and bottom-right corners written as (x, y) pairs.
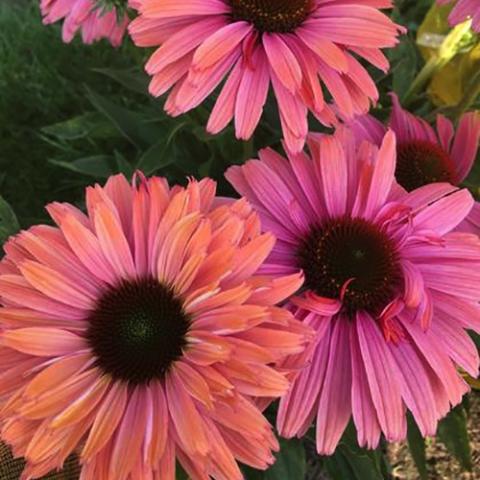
top-left (5, 1), bottom-right (480, 479)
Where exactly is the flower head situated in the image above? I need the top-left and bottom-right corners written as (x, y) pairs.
top-left (40, 0), bottom-right (130, 46)
top-left (437, 0), bottom-right (480, 32)
top-left (128, 0), bottom-right (403, 152)
top-left (346, 93), bottom-right (480, 234)
top-left (227, 130), bottom-right (480, 454)
top-left (0, 174), bottom-right (310, 479)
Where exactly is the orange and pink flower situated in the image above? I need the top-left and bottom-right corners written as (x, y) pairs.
top-left (128, 0), bottom-right (404, 153)
top-left (40, 0), bottom-right (130, 46)
top-left (0, 174), bottom-right (311, 479)
top-left (227, 130), bottom-right (480, 454)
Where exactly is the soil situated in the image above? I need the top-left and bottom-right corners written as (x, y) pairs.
top-left (304, 392), bottom-right (480, 479)
top-left (389, 393), bottom-right (480, 480)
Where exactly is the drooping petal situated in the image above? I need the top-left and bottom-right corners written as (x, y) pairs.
top-left (356, 312), bottom-right (405, 442)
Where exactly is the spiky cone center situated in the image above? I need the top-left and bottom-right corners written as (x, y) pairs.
top-left (228, 0), bottom-right (312, 33)
top-left (298, 217), bottom-right (402, 316)
top-left (396, 139), bottom-right (456, 192)
top-left (86, 277), bottom-right (190, 385)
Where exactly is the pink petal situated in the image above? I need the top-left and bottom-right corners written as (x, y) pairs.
top-left (356, 312), bottom-right (405, 441)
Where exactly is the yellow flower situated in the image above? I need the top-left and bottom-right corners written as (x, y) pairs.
top-left (417, 3), bottom-right (478, 106)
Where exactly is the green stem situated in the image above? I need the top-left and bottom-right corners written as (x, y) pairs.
top-left (403, 56), bottom-right (444, 106)
top-left (403, 19), bottom-right (473, 106)
top-left (454, 68), bottom-right (480, 119)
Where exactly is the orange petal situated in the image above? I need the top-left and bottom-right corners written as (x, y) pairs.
top-left (24, 351), bottom-right (92, 398)
top-left (143, 381), bottom-right (168, 466)
top-left (172, 362), bottom-right (213, 409)
top-left (19, 260), bottom-right (95, 310)
top-left (20, 368), bottom-right (99, 419)
top-left (2, 328), bottom-right (86, 357)
top-left (82, 381), bottom-right (128, 460)
top-left (109, 387), bottom-right (148, 479)
top-left (185, 331), bottom-right (232, 366)
top-left (94, 203), bottom-right (136, 280)
top-left (157, 213), bottom-right (202, 284)
top-left (50, 375), bottom-right (111, 428)
top-left (165, 371), bottom-right (209, 456)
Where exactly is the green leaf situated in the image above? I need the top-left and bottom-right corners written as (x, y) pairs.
top-left (136, 140), bottom-right (175, 176)
top-left (438, 405), bottom-right (472, 471)
top-left (86, 86), bottom-right (160, 148)
top-left (324, 445), bottom-right (383, 480)
top-left (407, 413), bottom-right (428, 480)
top-left (114, 151), bottom-right (135, 178)
top-left (463, 156), bottom-right (480, 195)
top-left (242, 465), bottom-right (266, 480)
top-left (197, 153), bottom-right (216, 178)
top-left (136, 121), bottom-right (188, 176)
top-left (242, 438), bottom-right (306, 480)
top-left (390, 37), bottom-right (419, 99)
top-left (0, 196), bottom-right (20, 245)
top-left (470, 331), bottom-right (480, 350)
top-left (176, 463), bottom-right (189, 480)
top-left (323, 424), bottom-right (384, 480)
top-left (49, 155), bottom-right (113, 178)
top-left (93, 68), bottom-right (150, 96)
top-left (41, 113), bottom-right (118, 143)
top-left (265, 438), bottom-right (306, 480)
top-left (41, 113), bottom-right (100, 141)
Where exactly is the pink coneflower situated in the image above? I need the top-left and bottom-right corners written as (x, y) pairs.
top-left (0, 174), bottom-right (311, 479)
top-left (437, 0), bottom-right (480, 32)
top-left (227, 131), bottom-right (480, 454)
top-left (40, 0), bottom-right (130, 46)
top-left (128, 0), bottom-right (403, 152)
top-left (346, 93), bottom-right (480, 234)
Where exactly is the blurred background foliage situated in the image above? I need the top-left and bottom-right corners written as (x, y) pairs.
top-left (0, 0), bottom-right (480, 479)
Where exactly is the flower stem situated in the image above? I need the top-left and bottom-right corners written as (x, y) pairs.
top-left (403, 19), bottom-right (473, 106)
top-left (454, 67), bottom-right (480, 120)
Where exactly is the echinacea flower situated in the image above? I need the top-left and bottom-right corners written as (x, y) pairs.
top-left (437, 0), bottom-right (480, 32)
top-left (345, 93), bottom-right (480, 234)
top-left (227, 130), bottom-right (480, 454)
top-left (128, 0), bottom-right (403, 152)
top-left (40, 0), bottom-right (130, 46)
top-left (0, 174), bottom-right (311, 480)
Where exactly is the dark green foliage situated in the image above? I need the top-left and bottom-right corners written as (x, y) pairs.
top-left (0, 196), bottom-right (20, 245)
top-left (322, 424), bottom-right (387, 480)
top-left (407, 413), bottom-right (428, 480)
top-left (0, 0), bottom-right (143, 226)
top-left (438, 405), bottom-right (473, 471)
top-left (243, 437), bottom-right (306, 480)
